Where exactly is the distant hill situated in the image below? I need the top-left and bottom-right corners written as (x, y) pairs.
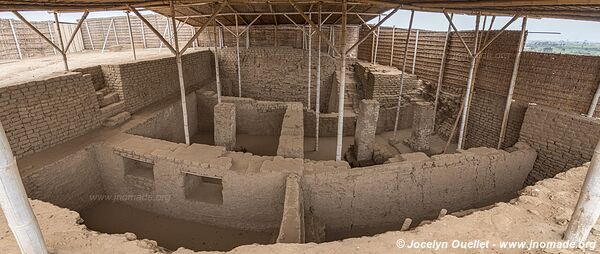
top-left (525, 40), bottom-right (600, 56)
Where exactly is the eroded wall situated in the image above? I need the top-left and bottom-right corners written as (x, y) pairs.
top-left (520, 105), bottom-right (600, 184)
top-left (0, 72), bottom-right (101, 158)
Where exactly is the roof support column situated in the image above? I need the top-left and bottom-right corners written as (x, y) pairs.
top-left (457, 14), bottom-right (481, 150)
top-left (84, 21), bottom-right (95, 50)
top-left (393, 10), bottom-right (415, 138)
top-left (126, 11), bottom-right (137, 60)
top-left (374, 15), bottom-right (381, 63)
top-left (0, 121), bottom-right (48, 254)
top-left (588, 81), bottom-right (600, 118)
top-left (53, 12), bottom-right (69, 71)
top-left (389, 25), bottom-right (395, 66)
top-left (412, 29), bottom-right (420, 74)
top-left (565, 139), bottom-right (600, 243)
top-left (235, 15), bottom-right (242, 97)
top-left (315, 4), bottom-right (322, 151)
top-left (335, 0), bottom-right (347, 161)
top-left (101, 19), bottom-right (115, 53)
top-left (9, 20), bottom-right (22, 60)
top-left (498, 16), bottom-right (527, 149)
top-left (171, 0), bottom-right (191, 145)
top-left (214, 17), bottom-right (222, 104)
top-left (308, 13), bottom-right (312, 110)
top-left (433, 14), bottom-right (452, 129)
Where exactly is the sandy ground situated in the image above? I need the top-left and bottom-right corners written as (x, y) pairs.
top-left (0, 163), bottom-right (598, 253)
top-left (0, 48), bottom-right (208, 88)
top-left (80, 201), bottom-right (274, 252)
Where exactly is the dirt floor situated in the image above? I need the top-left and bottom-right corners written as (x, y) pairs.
top-left (192, 132), bottom-right (280, 156)
top-left (1, 163), bottom-right (598, 253)
top-left (0, 48), bottom-right (207, 87)
top-left (80, 201), bottom-right (274, 252)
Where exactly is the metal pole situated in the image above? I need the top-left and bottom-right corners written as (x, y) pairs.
top-left (84, 21), bottom-right (95, 50)
top-left (315, 4), bottom-right (322, 151)
top-left (9, 19), bottom-right (22, 60)
top-left (112, 19), bottom-right (119, 45)
top-left (214, 18), bottom-right (222, 104)
top-left (389, 25), bottom-right (395, 66)
top-left (246, 25), bottom-right (250, 49)
top-left (170, 1), bottom-right (191, 145)
top-left (47, 21), bottom-right (57, 55)
top-left (335, 0), bottom-right (347, 161)
top-left (159, 18), bottom-right (170, 53)
top-left (565, 139), bottom-right (600, 243)
top-left (235, 15), bottom-right (242, 97)
top-left (433, 14), bottom-right (453, 128)
top-left (53, 12), bottom-right (69, 71)
top-left (457, 14), bottom-right (481, 150)
top-left (308, 13), bottom-right (312, 110)
top-left (412, 29), bottom-right (419, 74)
top-left (588, 82), bottom-right (600, 118)
top-left (101, 19), bottom-right (114, 53)
top-left (393, 10), bottom-right (415, 138)
top-left (126, 11), bottom-right (137, 60)
top-left (140, 20), bottom-right (147, 48)
top-left (498, 17), bottom-right (527, 149)
top-left (0, 121), bottom-right (48, 254)
top-left (190, 26), bottom-right (196, 49)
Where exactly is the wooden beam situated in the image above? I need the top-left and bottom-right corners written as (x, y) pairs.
top-left (129, 5), bottom-right (177, 55)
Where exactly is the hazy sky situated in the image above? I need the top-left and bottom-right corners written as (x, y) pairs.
top-left (2, 9), bottom-right (599, 42)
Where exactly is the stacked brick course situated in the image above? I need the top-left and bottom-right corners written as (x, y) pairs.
top-left (0, 73), bottom-right (101, 158)
top-left (102, 50), bottom-right (214, 113)
top-left (217, 47), bottom-right (337, 110)
top-left (519, 105), bottom-right (600, 184)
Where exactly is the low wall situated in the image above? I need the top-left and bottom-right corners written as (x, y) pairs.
top-left (22, 147), bottom-right (105, 211)
top-left (217, 47), bottom-right (337, 110)
top-left (519, 105), bottom-right (600, 184)
top-left (127, 93), bottom-right (198, 144)
top-left (0, 72), bottom-right (101, 158)
top-left (302, 143), bottom-right (536, 238)
top-left (276, 174), bottom-right (305, 243)
top-left (277, 103), bottom-right (304, 158)
top-left (102, 50), bottom-right (214, 113)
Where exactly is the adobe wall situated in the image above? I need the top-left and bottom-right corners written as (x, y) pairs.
top-left (21, 147), bottom-right (105, 212)
top-left (0, 72), bottom-right (102, 158)
top-left (302, 143), bottom-right (536, 236)
top-left (277, 103), bottom-right (304, 159)
top-left (196, 90), bottom-right (287, 136)
top-left (519, 105), bottom-right (600, 184)
top-left (217, 47), bottom-right (337, 110)
top-left (102, 50), bottom-right (214, 113)
top-left (127, 93), bottom-right (198, 144)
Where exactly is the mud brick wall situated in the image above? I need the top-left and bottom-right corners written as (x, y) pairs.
top-left (102, 50), bottom-right (214, 113)
top-left (73, 65), bottom-right (105, 90)
top-left (217, 47), bottom-right (337, 110)
top-left (520, 105), bottom-right (600, 184)
top-left (354, 62), bottom-right (424, 108)
top-left (277, 103), bottom-right (305, 159)
top-left (465, 89), bottom-right (528, 149)
top-left (0, 73), bottom-right (101, 158)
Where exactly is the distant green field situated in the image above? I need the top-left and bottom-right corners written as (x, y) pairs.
top-left (525, 41), bottom-right (600, 56)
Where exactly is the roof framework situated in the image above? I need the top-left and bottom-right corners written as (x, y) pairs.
top-left (1, 1), bottom-right (600, 26)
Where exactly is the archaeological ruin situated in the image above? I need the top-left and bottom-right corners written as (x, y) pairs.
top-left (1, 0), bottom-right (600, 253)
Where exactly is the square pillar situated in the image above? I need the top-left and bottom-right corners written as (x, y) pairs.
top-left (214, 103), bottom-right (236, 150)
top-left (354, 99), bottom-right (380, 163)
top-left (406, 101), bottom-right (434, 152)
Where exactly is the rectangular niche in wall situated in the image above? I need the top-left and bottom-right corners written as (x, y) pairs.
top-left (123, 157), bottom-right (155, 191)
top-left (184, 173), bottom-right (223, 205)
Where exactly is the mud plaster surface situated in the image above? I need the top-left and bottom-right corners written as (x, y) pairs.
top-left (1, 163), bottom-right (599, 254)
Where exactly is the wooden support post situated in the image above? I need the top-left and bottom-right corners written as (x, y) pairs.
top-left (308, 13), bottom-right (312, 110)
top-left (412, 29), bottom-right (419, 74)
top-left (129, 6), bottom-right (176, 55)
top-left (101, 19), bottom-right (114, 53)
top-left (588, 82), bottom-right (600, 118)
top-left (47, 21), bottom-right (57, 55)
top-left (112, 19), bottom-right (119, 45)
top-left (315, 4), bottom-right (322, 151)
top-left (393, 10), bottom-right (415, 138)
top-left (13, 11), bottom-right (61, 55)
top-left (335, 0), bottom-right (347, 161)
top-left (64, 11), bottom-right (89, 53)
top-left (53, 12), bottom-right (69, 71)
top-left (9, 19), bottom-right (22, 59)
top-left (84, 21), bottom-right (95, 50)
top-left (235, 15), bottom-right (242, 97)
top-left (457, 14), bottom-right (481, 150)
top-left (0, 121), bottom-right (48, 254)
top-left (374, 15), bottom-right (380, 63)
top-left (498, 17), bottom-right (527, 149)
top-left (140, 20), bottom-right (147, 48)
top-left (433, 14), bottom-right (453, 127)
top-left (214, 18), bottom-right (222, 104)
top-left (170, 1), bottom-right (191, 145)
top-left (565, 140), bottom-right (600, 243)
top-left (389, 25), bottom-right (395, 66)
top-left (126, 11), bottom-right (137, 60)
